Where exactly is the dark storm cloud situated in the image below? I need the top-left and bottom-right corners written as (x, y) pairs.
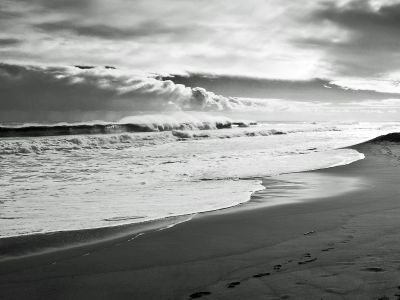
top-left (0, 8), bottom-right (21, 20)
top-left (297, 0), bottom-right (400, 77)
top-left (35, 20), bottom-right (189, 39)
top-left (0, 63), bottom-right (248, 123)
top-left (32, 0), bottom-right (92, 11)
top-left (315, 1), bottom-right (400, 31)
top-left (0, 38), bottom-right (22, 46)
top-left (13, 0), bottom-right (94, 14)
top-left (163, 73), bottom-right (400, 102)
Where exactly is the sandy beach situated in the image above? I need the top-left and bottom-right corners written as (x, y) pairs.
top-left (1, 134), bottom-right (400, 300)
top-left (3, 1), bottom-right (400, 299)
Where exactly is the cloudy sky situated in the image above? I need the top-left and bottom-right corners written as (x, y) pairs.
top-left (1, 0), bottom-right (400, 122)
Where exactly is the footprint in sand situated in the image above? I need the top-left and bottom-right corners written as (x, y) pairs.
top-left (298, 258), bottom-right (317, 265)
top-left (227, 282), bottom-right (241, 289)
top-left (189, 291), bottom-right (211, 299)
top-left (339, 235), bottom-right (354, 244)
top-left (320, 273), bottom-right (338, 278)
top-left (252, 272), bottom-right (271, 278)
top-left (303, 230), bottom-right (315, 235)
top-left (321, 247), bottom-right (335, 252)
top-left (362, 267), bottom-right (384, 272)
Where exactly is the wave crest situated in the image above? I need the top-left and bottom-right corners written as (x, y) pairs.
top-left (0, 112), bottom-right (233, 138)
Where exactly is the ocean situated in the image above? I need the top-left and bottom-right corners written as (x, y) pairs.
top-left (1, 115), bottom-right (400, 238)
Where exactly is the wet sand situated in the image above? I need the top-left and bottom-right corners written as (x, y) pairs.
top-left (1, 137), bottom-right (400, 299)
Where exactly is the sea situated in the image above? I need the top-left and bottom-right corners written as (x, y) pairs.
top-left (1, 113), bottom-right (400, 238)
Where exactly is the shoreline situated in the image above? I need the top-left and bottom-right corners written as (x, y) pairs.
top-left (0, 214), bottom-right (195, 261)
top-left (1, 136), bottom-right (400, 299)
top-left (0, 151), bottom-right (364, 261)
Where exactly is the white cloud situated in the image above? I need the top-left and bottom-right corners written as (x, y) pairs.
top-left (0, 0), bottom-right (328, 80)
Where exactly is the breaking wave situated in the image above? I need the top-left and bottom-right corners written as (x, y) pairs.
top-left (0, 113), bottom-right (234, 138)
top-left (0, 113), bottom-right (360, 155)
top-left (0, 126), bottom-right (346, 155)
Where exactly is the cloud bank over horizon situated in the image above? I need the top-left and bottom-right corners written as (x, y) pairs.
top-left (0, 63), bottom-right (270, 122)
top-left (1, 63), bottom-right (400, 123)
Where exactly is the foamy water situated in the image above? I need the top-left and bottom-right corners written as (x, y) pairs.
top-left (1, 120), bottom-right (400, 238)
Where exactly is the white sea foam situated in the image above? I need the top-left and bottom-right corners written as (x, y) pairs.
top-left (1, 120), bottom-right (400, 238)
top-left (119, 111), bottom-right (233, 129)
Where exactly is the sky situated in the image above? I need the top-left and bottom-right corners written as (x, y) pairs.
top-left (1, 0), bottom-right (400, 122)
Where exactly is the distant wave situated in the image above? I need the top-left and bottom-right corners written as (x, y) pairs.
top-left (0, 119), bottom-right (234, 138)
top-left (1, 113), bottom-right (358, 155)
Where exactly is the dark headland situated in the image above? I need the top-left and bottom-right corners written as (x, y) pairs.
top-left (1, 133), bottom-right (400, 300)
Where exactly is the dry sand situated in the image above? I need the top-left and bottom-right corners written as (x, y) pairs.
top-left (1, 137), bottom-right (400, 300)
